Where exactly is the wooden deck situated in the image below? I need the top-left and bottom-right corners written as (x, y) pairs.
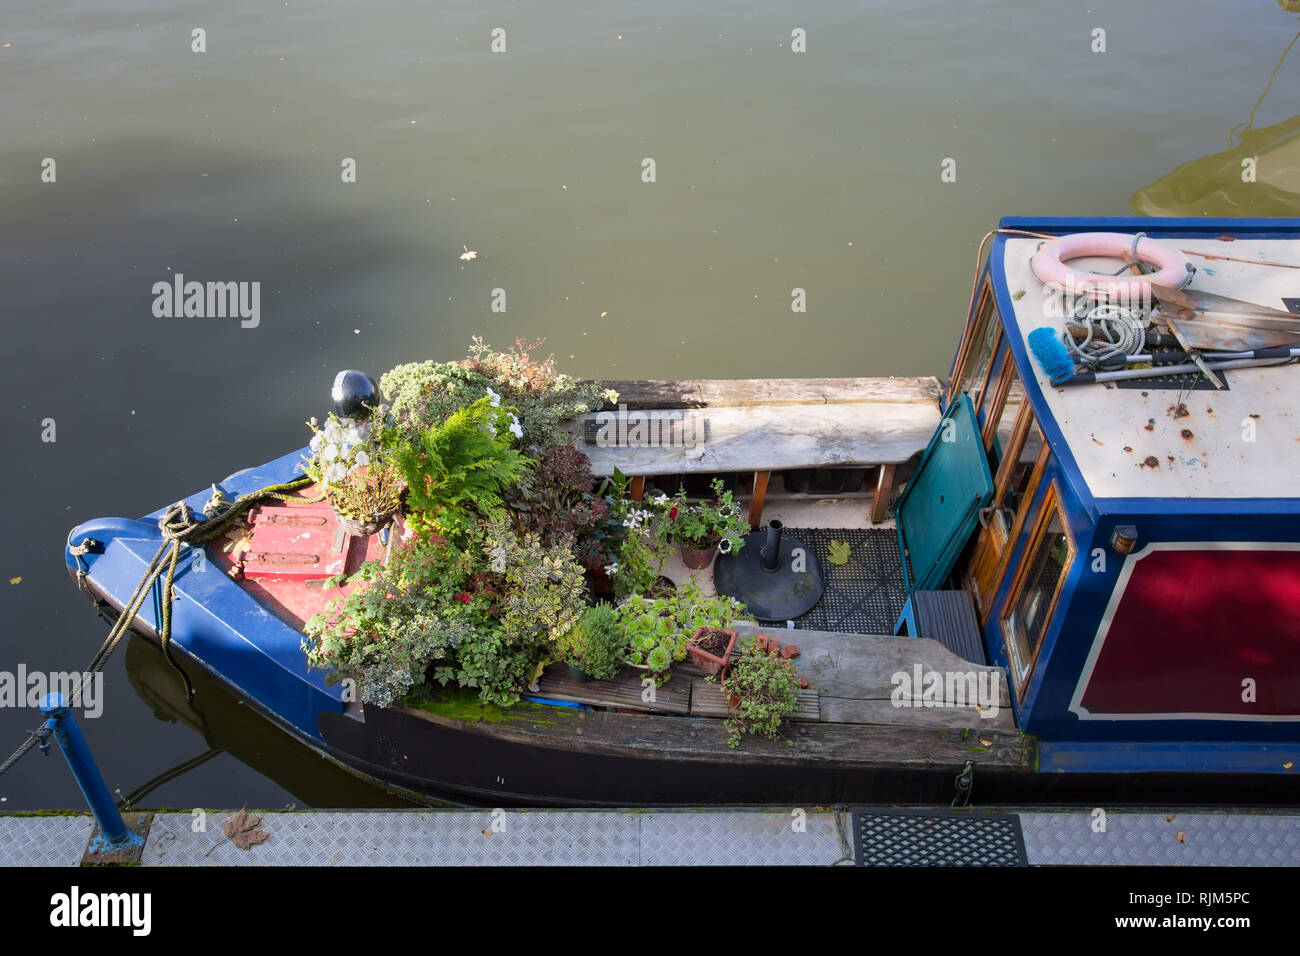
top-left (533, 625), bottom-right (1014, 732)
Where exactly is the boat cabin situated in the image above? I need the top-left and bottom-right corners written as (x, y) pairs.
top-left (945, 217), bottom-right (1300, 770)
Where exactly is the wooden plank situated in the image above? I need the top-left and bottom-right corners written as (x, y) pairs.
top-left (567, 401), bottom-right (941, 477)
top-left (534, 663), bottom-right (691, 714)
top-left (595, 377), bottom-right (943, 409)
top-left (818, 696), bottom-right (1015, 731)
top-left (748, 470), bottom-right (770, 528)
top-left (629, 475), bottom-right (645, 501)
top-left (731, 625), bottom-right (1011, 708)
top-left (689, 681), bottom-right (820, 721)
top-left (871, 463), bottom-right (896, 523)
top-left (399, 696), bottom-right (1032, 771)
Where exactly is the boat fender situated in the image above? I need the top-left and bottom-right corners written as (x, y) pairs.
top-left (1030, 232), bottom-right (1193, 301)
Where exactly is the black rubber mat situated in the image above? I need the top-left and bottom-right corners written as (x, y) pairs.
top-left (850, 809), bottom-right (1027, 866)
top-left (779, 528), bottom-right (908, 634)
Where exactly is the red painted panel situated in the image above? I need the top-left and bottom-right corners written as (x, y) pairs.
top-left (1081, 548), bottom-right (1300, 716)
top-left (208, 488), bottom-right (393, 629)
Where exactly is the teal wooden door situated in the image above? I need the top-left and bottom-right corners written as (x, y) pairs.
top-left (896, 394), bottom-right (995, 592)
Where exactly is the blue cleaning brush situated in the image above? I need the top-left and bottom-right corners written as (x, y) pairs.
top-left (1028, 327), bottom-right (1075, 383)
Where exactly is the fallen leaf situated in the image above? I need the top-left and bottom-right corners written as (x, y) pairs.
top-left (1176, 830), bottom-right (1186, 844)
top-left (1165, 814), bottom-right (1176, 823)
top-left (1012, 289), bottom-right (1026, 301)
top-left (481, 829), bottom-right (493, 837)
top-left (1284, 761), bottom-right (1294, 770)
top-left (978, 738), bottom-right (993, 748)
top-left (221, 808), bottom-right (270, 851)
top-left (826, 540), bottom-right (851, 565)
top-left (8, 577), bottom-right (19, 585)
top-left (459, 244), bottom-right (477, 261)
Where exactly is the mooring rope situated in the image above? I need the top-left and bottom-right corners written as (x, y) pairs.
top-left (0, 475), bottom-right (324, 779)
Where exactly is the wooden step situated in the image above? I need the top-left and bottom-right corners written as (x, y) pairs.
top-left (689, 682), bottom-right (821, 722)
top-left (534, 663), bottom-right (692, 715)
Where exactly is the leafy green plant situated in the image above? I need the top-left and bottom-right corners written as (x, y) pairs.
top-left (557, 603), bottom-right (626, 681)
top-left (441, 515), bottom-right (588, 704)
top-left (511, 443), bottom-right (610, 554)
top-left (615, 582), bottom-right (746, 683)
top-left (662, 479), bottom-right (749, 555)
top-left (719, 649), bottom-right (803, 748)
top-left (301, 533), bottom-right (483, 708)
top-left (382, 338), bottom-right (615, 451)
top-left (393, 396), bottom-right (531, 541)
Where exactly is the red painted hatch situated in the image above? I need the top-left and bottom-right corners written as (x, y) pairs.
top-left (210, 487), bottom-right (393, 629)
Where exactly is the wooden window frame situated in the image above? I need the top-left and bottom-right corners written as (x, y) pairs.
top-left (980, 347), bottom-right (1019, 451)
top-left (949, 278), bottom-right (1001, 410)
top-left (983, 398), bottom-right (1034, 549)
top-left (998, 480), bottom-right (1074, 700)
top-left (980, 427), bottom-right (1048, 627)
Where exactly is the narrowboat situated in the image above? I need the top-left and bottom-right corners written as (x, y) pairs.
top-left (64, 216), bottom-right (1300, 806)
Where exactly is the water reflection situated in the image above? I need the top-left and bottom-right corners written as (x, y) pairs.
top-left (124, 635), bottom-right (423, 808)
top-left (1132, 30), bottom-right (1300, 216)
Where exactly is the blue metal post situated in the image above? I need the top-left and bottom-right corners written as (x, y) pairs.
top-left (39, 692), bottom-right (141, 851)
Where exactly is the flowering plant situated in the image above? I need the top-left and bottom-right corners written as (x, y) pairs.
top-left (605, 492), bottom-right (674, 599)
top-left (303, 412), bottom-right (404, 526)
top-left (662, 479), bottom-right (749, 555)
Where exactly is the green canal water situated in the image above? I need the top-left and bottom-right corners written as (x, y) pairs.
top-left (1, 0), bottom-right (1298, 809)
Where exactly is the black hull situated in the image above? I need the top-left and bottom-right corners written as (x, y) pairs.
top-left (88, 584), bottom-right (1300, 809)
top-left (318, 703), bottom-right (1300, 808)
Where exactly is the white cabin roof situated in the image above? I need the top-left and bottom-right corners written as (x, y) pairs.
top-left (1001, 236), bottom-right (1300, 502)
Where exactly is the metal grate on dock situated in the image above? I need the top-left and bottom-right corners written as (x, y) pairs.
top-left (781, 528), bottom-right (909, 633)
top-left (851, 809), bottom-right (1027, 866)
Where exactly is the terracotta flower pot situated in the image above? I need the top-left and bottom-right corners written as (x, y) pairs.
top-left (680, 542), bottom-right (718, 570)
top-left (687, 626), bottom-right (737, 677)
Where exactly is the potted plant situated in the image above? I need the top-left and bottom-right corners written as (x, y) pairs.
top-left (719, 648), bottom-right (802, 748)
top-left (304, 411), bottom-right (405, 535)
top-left (686, 625), bottom-right (737, 677)
top-left (559, 603), bottom-right (625, 682)
top-left (663, 478), bottom-right (750, 569)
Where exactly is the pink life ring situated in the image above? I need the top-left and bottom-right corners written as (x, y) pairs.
top-left (1030, 232), bottom-right (1192, 301)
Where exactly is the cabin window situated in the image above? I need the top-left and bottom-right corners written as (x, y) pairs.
top-left (1001, 484), bottom-right (1072, 689)
top-left (1001, 420), bottom-right (1043, 521)
top-left (984, 362), bottom-right (1023, 467)
top-left (952, 282), bottom-right (1001, 412)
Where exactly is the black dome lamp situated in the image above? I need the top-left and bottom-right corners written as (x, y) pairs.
top-left (713, 520), bottom-right (825, 622)
top-left (331, 369), bottom-right (381, 420)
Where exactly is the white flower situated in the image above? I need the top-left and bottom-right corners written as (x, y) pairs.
top-left (309, 417), bottom-right (319, 427)
top-left (354, 450), bottom-right (371, 469)
top-left (324, 462), bottom-right (347, 484)
top-left (323, 420), bottom-right (344, 445)
top-left (342, 425), bottom-right (365, 449)
top-left (321, 443), bottom-right (340, 462)
top-left (310, 433), bottom-right (325, 454)
top-left (605, 563), bottom-right (619, 576)
top-left (485, 387), bottom-right (501, 408)
top-left (652, 493), bottom-right (669, 506)
top-left (508, 413), bottom-right (523, 439)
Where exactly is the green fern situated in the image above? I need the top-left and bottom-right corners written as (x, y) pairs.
top-left (393, 397), bottom-right (531, 539)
